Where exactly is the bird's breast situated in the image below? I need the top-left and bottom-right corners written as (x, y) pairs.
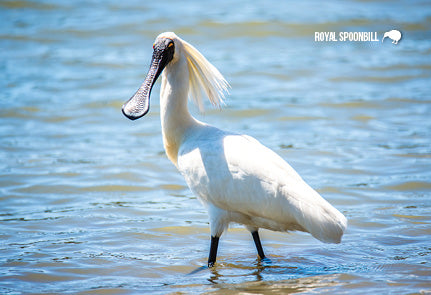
top-left (163, 133), bottom-right (180, 166)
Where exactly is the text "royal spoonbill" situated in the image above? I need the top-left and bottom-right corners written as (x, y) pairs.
top-left (122, 32), bottom-right (347, 267)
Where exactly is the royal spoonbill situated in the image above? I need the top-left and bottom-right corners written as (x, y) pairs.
top-left (122, 32), bottom-right (347, 267)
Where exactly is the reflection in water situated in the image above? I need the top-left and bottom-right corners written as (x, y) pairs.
top-left (208, 267), bottom-right (221, 285)
top-left (206, 270), bottom-right (342, 294)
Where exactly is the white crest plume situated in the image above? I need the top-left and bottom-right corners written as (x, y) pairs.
top-left (181, 38), bottom-right (230, 111)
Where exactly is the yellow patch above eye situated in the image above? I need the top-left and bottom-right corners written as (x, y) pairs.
top-left (168, 42), bottom-right (174, 48)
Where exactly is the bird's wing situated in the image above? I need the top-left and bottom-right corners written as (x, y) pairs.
top-left (178, 127), bottom-right (346, 243)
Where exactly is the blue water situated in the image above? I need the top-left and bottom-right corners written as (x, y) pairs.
top-left (1, 0), bottom-right (431, 294)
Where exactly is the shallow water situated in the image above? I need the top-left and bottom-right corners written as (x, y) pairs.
top-left (1, 0), bottom-right (431, 294)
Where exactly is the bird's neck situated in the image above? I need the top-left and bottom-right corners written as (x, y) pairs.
top-left (160, 58), bottom-right (198, 167)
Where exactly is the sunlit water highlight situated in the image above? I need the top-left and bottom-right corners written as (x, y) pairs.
top-left (1, 0), bottom-right (430, 294)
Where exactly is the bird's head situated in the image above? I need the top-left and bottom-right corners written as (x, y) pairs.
top-left (122, 32), bottom-right (229, 120)
top-left (122, 32), bottom-right (178, 120)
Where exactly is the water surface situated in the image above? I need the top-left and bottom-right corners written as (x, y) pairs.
top-left (1, 0), bottom-right (431, 294)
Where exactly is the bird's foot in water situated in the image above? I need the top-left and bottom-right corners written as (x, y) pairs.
top-left (257, 256), bottom-right (272, 267)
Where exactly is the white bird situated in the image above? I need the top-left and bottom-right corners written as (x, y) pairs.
top-left (122, 32), bottom-right (347, 267)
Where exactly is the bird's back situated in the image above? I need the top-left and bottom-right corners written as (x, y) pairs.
top-left (178, 124), bottom-right (347, 244)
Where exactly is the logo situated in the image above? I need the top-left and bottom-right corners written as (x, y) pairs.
top-left (314, 30), bottom-right (402, 45)
top-left (382, 30), bottom-right (402, 44)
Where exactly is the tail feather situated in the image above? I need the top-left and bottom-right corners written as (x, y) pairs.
top-left (297, 191), bottom-right (347, 243)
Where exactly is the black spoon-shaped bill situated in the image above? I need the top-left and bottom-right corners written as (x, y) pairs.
top-left (122, 38), bottom-right (175, 120)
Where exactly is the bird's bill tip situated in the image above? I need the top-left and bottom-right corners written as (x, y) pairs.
top-left (121, 101), bottom-right (149, 120)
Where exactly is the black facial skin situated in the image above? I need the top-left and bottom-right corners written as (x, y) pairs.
top-left (122, 38), bottom-right (175, 120)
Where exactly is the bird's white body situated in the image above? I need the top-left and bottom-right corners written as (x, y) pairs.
top-left (123, 32), bottom-right (347, 264)
top-left (178, 126), bottom-right (346, 243)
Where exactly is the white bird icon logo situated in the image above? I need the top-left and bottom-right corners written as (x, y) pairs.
top-left (382, 30), bottom-right (402, 44)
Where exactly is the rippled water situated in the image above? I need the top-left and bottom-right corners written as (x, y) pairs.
top-left (1, 0), bottom-right (431, 294)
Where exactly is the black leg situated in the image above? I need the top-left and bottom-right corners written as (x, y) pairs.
top-left (252, 231), bottom-right (265, 260)
top-left (208, 236), bottom-right (219, 267)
